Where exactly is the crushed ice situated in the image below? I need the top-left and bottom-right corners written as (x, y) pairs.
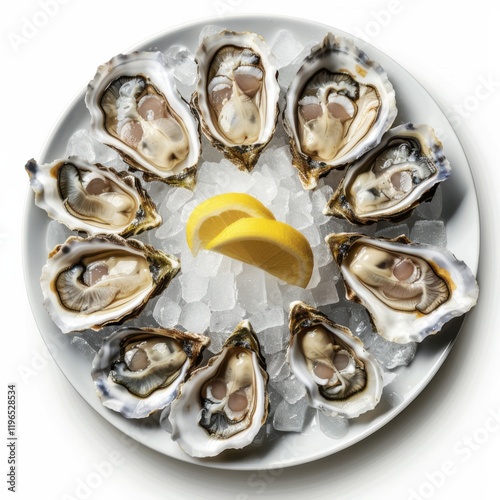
top-left (58, 29), bottom-right (448, 440)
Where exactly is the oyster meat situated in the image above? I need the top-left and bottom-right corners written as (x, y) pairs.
top-left (283, 33), bottom-right (397, 189)
top-left (85, 51), bottom-right (201, 188)
top-left (91, 326), bottom-right (210, 418)
top-left (287, 302), bottom-right (383, 418)
top-left (25, 156), bottom-right (161, 237)
top-left (169, 320), bottom-right (269, 457)
top-left (192, 30), bottom-right (280, 171)
top-left (326, 233), bottom-right (479, 343)
top-left (41, 235), bottom-right (180, 333)
top-left (324, 123), bottom-right (451, 223)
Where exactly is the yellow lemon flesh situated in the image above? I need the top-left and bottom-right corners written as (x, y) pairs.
top-left (186, 192), bottom-right (275, 256)
top-left (204, 218), bottom-right (314, 288)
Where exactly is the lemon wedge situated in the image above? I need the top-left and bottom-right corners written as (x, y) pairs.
top-left (204, 218), bottom-right (314, 288)
top-left (186, 193), bottom-right (275, 256)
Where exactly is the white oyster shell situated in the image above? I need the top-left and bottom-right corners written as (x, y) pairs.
top-left (287, 301), bottom-right (383, 418)
top-left (324, 123), bottom-right (451, 223)
top-left (326, 233), bottom-right (479, 343)
top-left (91, 326), bottom-right (209, 419)
top-left (41, 235), bottom-right (180, 333)
top-left (85, 51), bottom-right (201, 188)
top-left (168, 320), bottom-right (268, 457)
top-left (192, 30), bottom-right (280, 171)
top-left (283, 33), bottom-right (397, 189)
top-left (25, 156), bottom-right (161, 237)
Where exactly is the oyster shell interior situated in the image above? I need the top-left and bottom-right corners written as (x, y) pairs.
top-left (100, 75), bottom-right (190, 172)
top-left (41, 235), bottom-right (180, 333)
top-left (327, 233), bottom-right (479, 343)
top-left (193, 30), bottom-right (280, 171)
top-left (324, 123), bottom-right (452, 223)
top-left (283, 33), bottom-right (397, 189)
top-left (85, 51), bottom-right (201, 188)
top-left (25, 157), bottom-right (161, 237)
top-left (287, 302), bottom-right (383, 418)
top-left (92, 326), bottom-right (209, 419)
top-left (169, 321), bottom-right (268, 457)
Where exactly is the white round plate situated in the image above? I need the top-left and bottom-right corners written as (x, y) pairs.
top-left (22, 15), bottom-right (479, 470)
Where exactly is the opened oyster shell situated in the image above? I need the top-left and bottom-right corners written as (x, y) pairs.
top-left (192, 30), bottom-right (280, 171)
top-left (25, 156), bottom-right (161, 237)
top-left (283, 33), bottom-right (397, 189)
top-left (287, 301), bottom-right (383, 418)
top-left (41, 235), bottom-right (180, 333)
top-left (324, 123), bottom-right (451, 223)
top-left (91, 326), bottom-right (210, 419)
top-left (169, 320), bottom-right (269, 457)
top-left (85, 51), bottom-right (201, 188)
top-left (326, 233), bottom-right (479, 343)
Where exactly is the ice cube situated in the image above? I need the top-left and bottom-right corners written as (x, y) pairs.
top-left (65, 129), bottom-right (96, 162)
top-left (266, 350), bottom-right (290, 381)
top-left (164, 46), bottom-right (197, 86)
top-left (198, 25), bottom-right (225, 45)
top-left (271, 29), bottom-right (305, 68)
top-left (375, 223), bottom-right (409, 239)
top-left (317, 410), bottom-right (350, 439)
top-left (410, 220), bottom-right (447, 247)
top-left (269, 187), bottom-right (290, 221)
top-left (180, 272), bottom-right (209, 303)
top-left (277, 41), bottom-right (317, 88)
top-left (248, 306), bottom-right (284, 333)
top-left (260, 326), bottom-right (288, 355)
top-left (71, 336), bottom-right (97, 362)
top-left (235, 266), bottom-right (267, 314)
top-left (178, 301), bottom-right (211, 333)
top-left (415, 186), bottom-right (443, 220)
top-left (264, 274), bottom-right (283, 307)
top-left (165, 188), bottom-right (193, 212)
top-left (312, 275), bottom-right (339, 307)
top-left (191, 251), bottom-right (223, 278)
top-left (155, 215), bottom-right (184, 240)
top-left (272, 396), bottom-right (309, 433)
top-left (287, 206), bottom-right (312, 230)
top-left (208, 272), bottom-right (236, 311)
top-left (368, 336), bottom-right (418, 369)
top-left (46, 220), bottom-right (72, 252)
top-left (248, 171), bottom-right (277, 205)
top-left (153, 296), bottom-right (182, 328)
top-left (272, 375), bottom-right (306, 404)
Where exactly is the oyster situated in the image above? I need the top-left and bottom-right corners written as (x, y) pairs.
top-left (287, 302), bottom-right (383, 418)
top-left (169, 320), bottom-right (268, 457)
top-left (326, 233), bottom-right (479, 343)
top-left (283, 33), bottom-right (397, 189)
top-left (192, 30), bottom-right (280, 171)
top-left (25, 156), bottom-right (161, 237)
top-left (91, 326), bottom-right (210, 419)
top-left (324, 123), bottom-right (451, 223)
top-left (41, 235), bottom-right (180, 333)
top-left (85, 51), bottom-right (201, 188)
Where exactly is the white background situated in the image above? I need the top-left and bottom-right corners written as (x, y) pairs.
top-left (2, 1), bottom-right (499, 499)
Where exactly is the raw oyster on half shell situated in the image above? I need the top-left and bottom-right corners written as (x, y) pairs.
top-left (192, 30), bottom-right (280, 171)
top-left (92, 326), bottom-right (210, 419)
top-left (324, 123), bottom-right (451, 223)
top-left (326, 233), bottom-right (479, 343)
top-left (283, 33), bottom-right (397, 189)
top-left (25, 156), bottom-right (161, 237)
top-left (41, 235), bottom-right (180, 333)
top-left (169, 320), bottom-right (269, 457)
top-left (85, 51), bottom-right (201, 189)
top-left (287, 301), bottom-right (383, 418)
